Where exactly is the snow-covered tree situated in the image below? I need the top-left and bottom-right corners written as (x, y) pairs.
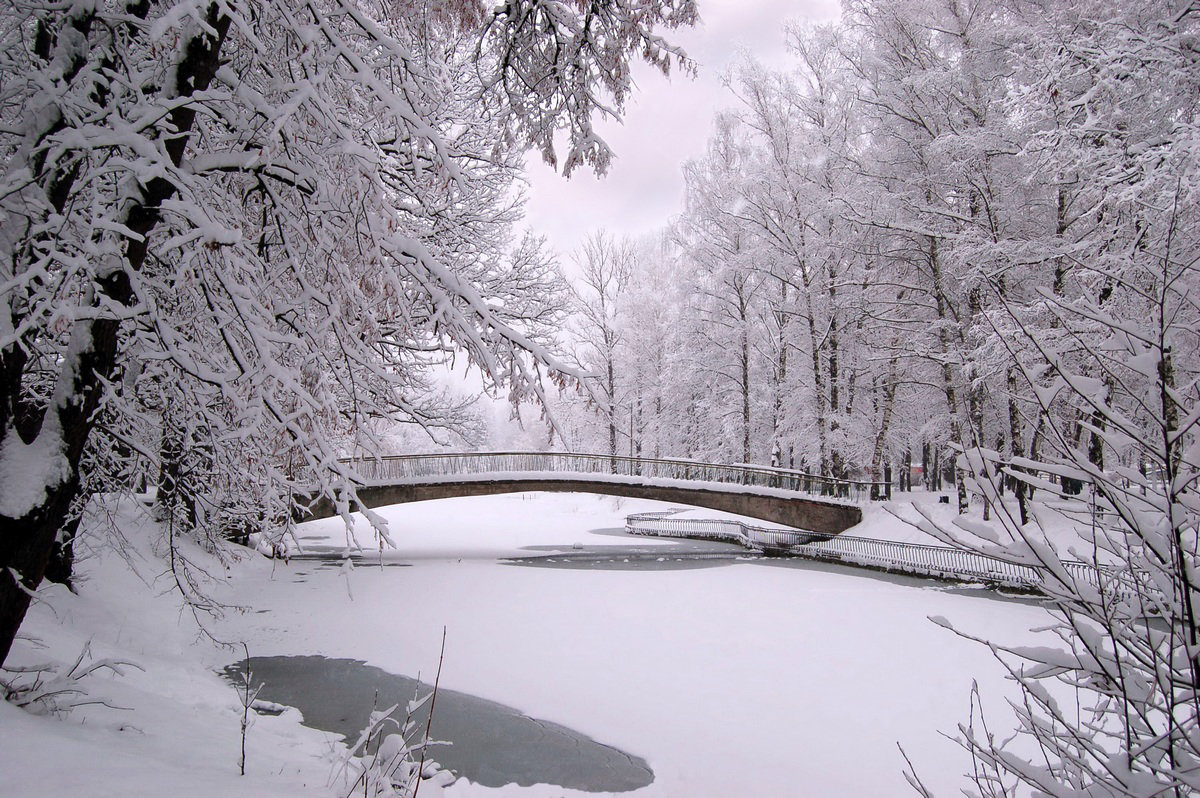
top-left (900, 1), bottom-right (1200, 793)
top-left (911, 200), bottom-right (1200, 798)
top-left (731, 26), bottom-right (879, 479)
top-left (566, 231), bottom-right (635, 465)
top-left (676, 116), bottom-right (772, 464)
top-left (0, 0), bottom-right (697, 669)
top-left (619, 234), bottom-right (689, 461)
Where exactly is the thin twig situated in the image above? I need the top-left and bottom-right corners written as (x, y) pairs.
top-left (413, 626), bottom-right (447, 798)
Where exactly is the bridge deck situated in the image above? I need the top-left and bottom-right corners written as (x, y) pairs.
top-left (339, 452), bottom-right (888, 503)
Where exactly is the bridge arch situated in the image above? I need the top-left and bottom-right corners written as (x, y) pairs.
top-left (295, 453), bottom-right (870, 536)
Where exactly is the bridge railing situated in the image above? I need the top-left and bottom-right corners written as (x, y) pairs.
top-left (621, 511), bottom-right (748, 544)
top-left (626, 510), bottom-right (1130, 592)
top-left (341, 451), bottom-right (890, 502)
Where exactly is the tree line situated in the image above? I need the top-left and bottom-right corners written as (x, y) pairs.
top-left (559, 2), bottom-right (1200, 792)
top-left (561, 0), bottom-right (1198, 513)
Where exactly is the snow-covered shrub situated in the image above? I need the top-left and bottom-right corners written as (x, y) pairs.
top-left (1, 642), bottom-right (141, 716)
top-left (335, 690), bottom-right (452, 798)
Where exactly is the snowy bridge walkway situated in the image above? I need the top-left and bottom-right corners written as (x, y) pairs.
top-left (297, 451), bottom-right (886, 536)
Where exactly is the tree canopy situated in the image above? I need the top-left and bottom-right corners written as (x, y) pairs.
top-left (0, 0), bottom-right (697, 668)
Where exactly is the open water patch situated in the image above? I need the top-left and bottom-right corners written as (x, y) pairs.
top-left (220, 655), bottom-right (653, 792)
top-left (504, 525), bottom-right (752, 571)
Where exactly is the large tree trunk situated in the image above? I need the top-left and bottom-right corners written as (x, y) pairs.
top-left (0, 479), bottom-right (84, 666)
top-left (43, 515), bottom-right (81, 588)
top-left (0, 310), bottom-right (129, 667)
top-left (967, 286), bottom-right (989, 520)
top-left (771, 278), bottom-right (787, 460)
top-left (798, 259), bottom-right (829, 478)
top-left (0, 4), bottom-right (230, 669)
top-left (606, 350), bottom-right (618, 472)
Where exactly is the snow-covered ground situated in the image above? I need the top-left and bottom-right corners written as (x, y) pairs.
top-left (866, 488), bottom-right (1112, 566)
top-left (2, 491), bottom-right (1056, 797)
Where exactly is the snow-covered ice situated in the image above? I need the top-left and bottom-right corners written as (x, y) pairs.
top-left (2, 491), bottom-right (1055, 797)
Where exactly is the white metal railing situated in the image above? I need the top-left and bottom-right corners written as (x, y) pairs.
top-left (339, 451), bottom-right (890, 503)
top-left (625, 510), bottom-right (1127, 592)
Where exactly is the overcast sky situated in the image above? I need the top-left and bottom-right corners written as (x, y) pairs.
top-left (521, 0), bottom-right (842, 261)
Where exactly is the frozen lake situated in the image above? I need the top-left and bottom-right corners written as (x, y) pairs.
top-left (220, 492), bottom-right (1054, 797)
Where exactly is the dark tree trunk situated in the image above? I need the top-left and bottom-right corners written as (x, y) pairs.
top-left (741, 324), bottom-right (751, 465)
top-left (1008, 367), bottom-right (1029, 526)
top-left (0, 5), bottom-right (230, 669)
top-left (0, 477), bottom-right (83, 665)
top-left (869, 357), bottom-right (898, 500)
top-left (922, 442), bottom-right (931, 491)
top-left (43, 515), bottom-right (82, 588)
top-left (607, 356), bottom-right (617, 473)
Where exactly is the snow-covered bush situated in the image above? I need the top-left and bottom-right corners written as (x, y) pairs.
top-left (336, 691), bottom-right (452, 798)
top-left (1, 642), bottom-right (141, 716)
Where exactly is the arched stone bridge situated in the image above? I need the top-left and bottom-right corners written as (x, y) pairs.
top-left (297, 452), bottom-right (888, 537)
